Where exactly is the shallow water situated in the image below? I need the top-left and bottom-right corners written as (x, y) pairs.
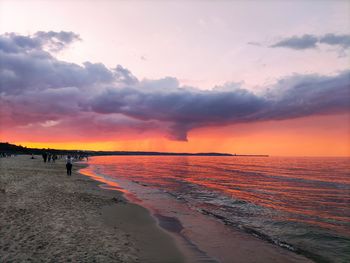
top-left (84, 156), bottom-right (350, 263)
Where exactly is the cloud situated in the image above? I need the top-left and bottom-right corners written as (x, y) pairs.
top-left (1, 31), bottom-right (349, 141)
top-left (270, 33), bottom-right (350, 50)
top-left (113, 65), bottom-right (138, 85)
top-left (247, 41), bottom-right (262, 47)
top-left (271, 34), bottom-right (318, 50)
top-left (40, 120), bottom-right (60, 128)
top-left (34, 31), bottom-right (81, 52)
top-left (89, 72), bottom-right (350, 140)
top-left (319, 33), bottom-right (350, 49)
top-left (0, 32), bottom-right (119, 95)
top-left (0, 31), bottom-right (80, 54)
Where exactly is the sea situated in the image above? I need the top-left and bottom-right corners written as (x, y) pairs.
top-left (81, 156), bottom-right (350, 263)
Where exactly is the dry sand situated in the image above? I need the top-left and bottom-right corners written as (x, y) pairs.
top-left (0, 155), bottom-right (184, 262)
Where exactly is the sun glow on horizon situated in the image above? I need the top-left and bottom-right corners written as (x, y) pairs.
top-left (9, 114), bottom-right (350, 157)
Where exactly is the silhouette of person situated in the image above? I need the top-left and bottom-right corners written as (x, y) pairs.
top-left (66, 155), bottom-right (73, 176)
top-left (42, 152), bottom-right (48, 163)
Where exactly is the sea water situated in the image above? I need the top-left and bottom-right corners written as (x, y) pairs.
top-left (83, 156), bottom-right (350, 263)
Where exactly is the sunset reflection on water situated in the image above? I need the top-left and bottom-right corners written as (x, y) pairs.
top-left (81, 155), bottom-right (350, 262)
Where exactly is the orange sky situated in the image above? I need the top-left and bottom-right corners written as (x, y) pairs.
top-left (6, 113), bottom-right (349, 157)
top-left (1, 2), bottom-right (349, 158)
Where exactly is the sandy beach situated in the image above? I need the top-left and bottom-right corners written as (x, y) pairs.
top-left (0, 155), bottom-right (184, 262)
top-left (0, 155), bottom-right (317, 263)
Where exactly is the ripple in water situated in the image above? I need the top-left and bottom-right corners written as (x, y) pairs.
top-left (85, 156), bottom-right (350, 263)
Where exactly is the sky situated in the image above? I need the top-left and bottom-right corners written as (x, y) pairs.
top-left (0, 0), bottom-right (349, 156)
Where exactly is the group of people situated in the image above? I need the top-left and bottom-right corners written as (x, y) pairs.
top-left (40, 152), bottom-right (89, 176)
top-left (41, 152), bottom-right (59, 163)
top-left (0, 152), bottom-right (15, 158)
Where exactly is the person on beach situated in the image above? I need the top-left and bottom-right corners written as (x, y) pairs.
top-left (42, 152), bottom-right (48, 163)
top-left (66, 155), bottom-right (73, 176)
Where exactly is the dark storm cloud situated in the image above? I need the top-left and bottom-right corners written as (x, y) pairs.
top-left (90, 84), bottom-right (265, 123)
top-left (1, 31), bottom-right (349, 141)
top-left (89, 82), bottom-right (266, 140)
top-left (89, 72), bottom-right (350, 140)
top-left (271, 33), bottom-right (350, 50)
top-left (255, 72), bottom-right (350, 120)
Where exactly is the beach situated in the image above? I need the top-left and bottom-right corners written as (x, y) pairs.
top-left (1, 1), bottom-right (349, 262)
top-left (0, 155), bottom-right (321, 263)
top-left (0, 155), bottom-right (184, 262)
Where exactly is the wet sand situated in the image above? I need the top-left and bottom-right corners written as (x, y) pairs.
top-left (0, 155), bottom-right (184, 262)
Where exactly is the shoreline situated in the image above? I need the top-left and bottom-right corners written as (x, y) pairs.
top-left (0, 155), bottom-right (316, 263)
top-left (80, 165), bottom-right (219, 262)
top-left (0, 155), bottom-right (185, 262)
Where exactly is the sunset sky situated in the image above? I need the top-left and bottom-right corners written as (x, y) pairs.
top-left (0, 0), bottom-right (349, 156)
